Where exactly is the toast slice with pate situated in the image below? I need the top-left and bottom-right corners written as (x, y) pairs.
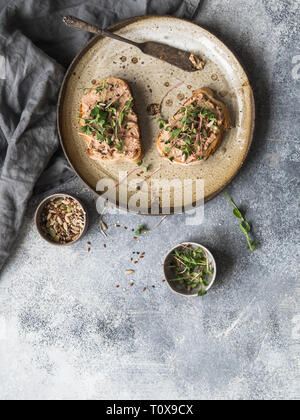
top-left (78, 77), bottom-right (142, 163)
top-left (157, 88), bottom-right (232, 165)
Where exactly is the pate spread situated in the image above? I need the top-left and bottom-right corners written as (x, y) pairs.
top-left (79, 78), bottom-right (141, 162)
top-left (157, 91), bottom-right (228, 164)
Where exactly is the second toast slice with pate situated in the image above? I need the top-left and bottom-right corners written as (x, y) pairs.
top-left (78, 77), bottom-right (142, 163)
top-left (157, 88), bottom-right (232, 165)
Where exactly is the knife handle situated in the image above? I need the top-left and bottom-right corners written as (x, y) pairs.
top-left (63, 16), bottom-right (140, 48)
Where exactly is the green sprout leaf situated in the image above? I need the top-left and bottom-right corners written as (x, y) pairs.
top-left (158, 117), bottom-right (168, 129)
top-left (239, 222), bottom-right (248, 235)
top-left (96, 78), bottom-right (106, 93)
top-left (233, 207), bottom-right (243, 219)
top-left (171, 128), bottom-right (182, 138)
top-left (224, 192), bottom-right (258, 252)
top-left (80, 125), bottom-right (92, 135)
top-left (240, 220), bottom-right (251, 233)
top-left (135, 225), bottom-right (147, 235)
top-left (115, 141), bottom-right (124, 151)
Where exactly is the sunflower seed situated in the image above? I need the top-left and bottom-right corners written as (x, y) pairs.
top-left (100, 220), bottom-right (108, 231)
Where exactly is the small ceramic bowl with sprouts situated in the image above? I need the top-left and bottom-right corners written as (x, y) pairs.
top-left (163, 242), bottom-right (217, 297)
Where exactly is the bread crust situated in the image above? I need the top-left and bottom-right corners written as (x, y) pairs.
top-left (157, 88), bottom-right (232, 165)
top-left (79, 77), bottom-right (142, 164)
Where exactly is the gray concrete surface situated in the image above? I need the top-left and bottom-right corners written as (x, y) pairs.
top-left (0, 0), bottom-right (299, 400)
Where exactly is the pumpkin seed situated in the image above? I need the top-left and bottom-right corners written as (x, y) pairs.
top-left (49, 228), bottom-right (57, 238)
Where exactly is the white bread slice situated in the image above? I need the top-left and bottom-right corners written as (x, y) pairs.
top-left (79, 77), bottom-right (142, 164)
top-left (157, 88), bottom-right (232, 165)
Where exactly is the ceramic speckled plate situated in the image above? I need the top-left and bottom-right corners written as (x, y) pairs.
top-left (58, 16), bottom-right (255, 215)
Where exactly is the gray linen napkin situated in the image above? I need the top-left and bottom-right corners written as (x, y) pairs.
top-left (0, 0), bottom-right (201, 272)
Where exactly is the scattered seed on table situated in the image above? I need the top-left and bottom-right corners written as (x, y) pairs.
top-left (87, 241), bottom-right (91, 245)
top-left (100, 220), bottom-right (108, 231)
top-left (133, 236), bottom-right (138, 240)
top-left (130, 283), bottom-right (134, 287)
top-left (104, 244), bottom-right (107, 248)
top-left (162, 279), bottom-right (166, 283)
top-left (125, 270), bottom-right (135, 275)
top-left (88, 248), bottom-right (91, 252)
top-left (134, 261), bottom-right (138, 264)
top-left (116, 285), bottom-right (120, 288)
top-left (143, 287), bottom-right (147, 292)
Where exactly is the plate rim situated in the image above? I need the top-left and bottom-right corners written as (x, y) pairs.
top-left (57, 15), bottom-right (255, 216)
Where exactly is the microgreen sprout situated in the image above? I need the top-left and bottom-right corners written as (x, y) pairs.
top-left (157, 100), bottom-right (221, 161)
top-left (78, 81), bottom-right (135, 152)
top-left (168, 245), bottom-right (213, 296)
top-left (135, 216), bottom-right (167, 236)
top-left (158, 117), bottom-right (168, 129)
top-left (135, 225), bottom-right (147, 235)
top-left (224, 192), bottom-right (258, 252)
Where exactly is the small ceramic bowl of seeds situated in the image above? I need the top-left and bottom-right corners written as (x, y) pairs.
top-left (35, 194), bottom-right (88, 246)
